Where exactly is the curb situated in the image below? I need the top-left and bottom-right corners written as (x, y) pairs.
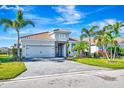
top-left (3, 70), bottom-right (108, 83)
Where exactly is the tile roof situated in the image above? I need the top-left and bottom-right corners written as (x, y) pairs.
top-left (116, 37), bottom-right (124, 43)
top-left (82, 38), bottom-right (95, 44)
top-left (20, 32), bottom-right (53, 39)
top-left (53, 28), bottom-right (71, 33)
top-left (69, 38), bottom-right (79, 41)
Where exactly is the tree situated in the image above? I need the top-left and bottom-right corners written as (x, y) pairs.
top-left (66, 42), bottom-right (70, 57)
top-left (80, 33), bottom-right (87, 42)
top-left (111, 22), bottom-right (124, 60)
top-left (73, 41), bottom-right (89, 57)
top-left (94, 29), bottom-right (110, 60)
top-left (94, 22), bottom-right (124, 61)
top-left (81, 26), bottom-right (99, 57)
top-left (106, 31), bottom-right (116, 60)
top-left (0, 9), bottom-right (35, 60)
top-left (105, 22), bottom-right (124, 60)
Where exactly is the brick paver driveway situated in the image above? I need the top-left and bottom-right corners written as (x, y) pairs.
top-left (17, 58), bottom-right (109, 78)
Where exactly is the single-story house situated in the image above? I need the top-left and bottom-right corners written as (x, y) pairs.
top-left (20, 29), bottom-right (79, 58)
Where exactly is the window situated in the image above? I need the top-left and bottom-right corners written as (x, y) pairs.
top-left (59, 34), bottom-right (66, 38)
top-left (71, 43), bottom-right (75, 49)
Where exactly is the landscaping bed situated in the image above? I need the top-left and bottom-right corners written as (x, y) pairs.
top-left (74, 58), bottom-right (124, 69)
top-left (0, 62), bottom-right (26, 79)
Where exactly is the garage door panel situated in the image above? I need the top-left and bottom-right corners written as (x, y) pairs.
top-left (26, 45), bottom-right (55, 58)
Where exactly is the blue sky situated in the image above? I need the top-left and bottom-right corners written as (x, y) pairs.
top-left (0, 5), bottom-right (124, 47)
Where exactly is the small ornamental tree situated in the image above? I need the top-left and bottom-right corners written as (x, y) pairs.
top-left (73, 41), bottom-right (89, 57)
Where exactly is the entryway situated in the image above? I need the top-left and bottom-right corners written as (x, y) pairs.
top-left (58, 43), bottom-right (64, 57)
top-left (55, 42), bottom-right (66, 57)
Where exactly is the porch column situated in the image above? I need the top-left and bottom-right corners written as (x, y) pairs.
top-left (63, 43), bottom-right (66, 57)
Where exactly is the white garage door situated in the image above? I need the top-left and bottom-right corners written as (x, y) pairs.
top-left (26, 45), bottom-right (55, 58)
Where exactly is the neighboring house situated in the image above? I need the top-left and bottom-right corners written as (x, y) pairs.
top-left (82, 38), bottom-right (99, 53)
top-left (116, 37), bottom-right (124, 47)
top-left (83, 37), bottom-right (124, 53)
top-left (82, 37), bottom-right (124, 54)
top-left (0, 47), bottom-right (9, 54)
top-left (20, 29), bottom-right (78, 58)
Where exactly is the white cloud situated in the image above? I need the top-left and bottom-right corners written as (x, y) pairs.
top-left (119, 27), bottom-right (124, 34)
top-left (0, 5), bottom-right (24, 11)
top-left (85, 6), bottom-right (111, 16)
top-left (89, 19), bottom-right (119, 29)
top-left (24, 13), bottom-right (54, 25)
top-left (22, 6), bottom-right (35, 12)
top-left (53, 5), bottom-right (83, 25)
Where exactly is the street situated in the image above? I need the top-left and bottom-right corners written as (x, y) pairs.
top-left (1, 69), bottom-right (124, 88)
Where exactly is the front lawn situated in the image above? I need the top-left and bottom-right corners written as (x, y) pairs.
top-left (0, 54), bottom-right (13, 62)
top-left (0, 62), bottom-right (26, 79)
top-left (74, 58), bottom-right (124, 69)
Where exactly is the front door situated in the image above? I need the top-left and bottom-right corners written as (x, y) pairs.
top-left (58, 43), bottom-right (64, 57)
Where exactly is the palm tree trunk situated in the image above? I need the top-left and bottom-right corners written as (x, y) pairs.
top-left (111, 46), bottom-right (113, 60)
top-left (66, 45), bottom-right (68, 57)
top-left (103, 45), bottom-right (110, 60)
top-left (89, 37), bottom-right (91, 57)
top-left (113, 46), bottom-right (116, 60)
top-left (17, 29), bottom-right (20, 61)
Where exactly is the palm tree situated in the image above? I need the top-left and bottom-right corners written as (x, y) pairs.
top-left (81, 26), bottom-right (99, 57)
top-left (94, 29), bottom-right (110, 60)
top-left (106, 31), bottom-right (116, 59)
top-left (112, 22), bottom-right (124, 60)
top-left (80, 33), bottom-right (87, 42)
top-left (105, 22), bottom-right (124, 60)
top-left (0, 9), bottom-right (35, 60)
top-left (95, 22), bottom-right (124, 61)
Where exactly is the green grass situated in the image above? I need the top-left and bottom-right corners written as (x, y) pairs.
top-left (74, 58), bottom-right (124, 69)
top-left (0, 62), bottom-right (26, 79)
top-left (0, 54), bottom-right (13, 62)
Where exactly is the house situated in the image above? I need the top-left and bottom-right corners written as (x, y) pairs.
top-left (116, 37), bottom-right (124, 47)
top-left (81, 38), bottom-right (99, 53)
top-left (20, 28), bottom-right (102, 58)
top-left (20, 29), bottom-right (78, 58)
top-left (0, 47), bottom-right (9, 54)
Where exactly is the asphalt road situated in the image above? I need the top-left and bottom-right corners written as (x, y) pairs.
top-left (1, 69), bottom-right (124, 88)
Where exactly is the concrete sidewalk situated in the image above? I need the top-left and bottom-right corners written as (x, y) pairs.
top-left (1, 69), bottom-right (124, 88)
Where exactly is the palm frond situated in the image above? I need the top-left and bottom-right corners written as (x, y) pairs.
top-left (80, 34), bottom-right (87, 40)
top-left (82, 28), bottom-right (90, 36)
top-left (0, 18), bottom-right (12, 25)
top-left (0, 18), bottom-right (13, 32)
top-left (90, 25), bottom-right (99, 31)
top-left (20, 20), bottom-right (35, 28)
top-left (17, 10), bottom-right (23, 22)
